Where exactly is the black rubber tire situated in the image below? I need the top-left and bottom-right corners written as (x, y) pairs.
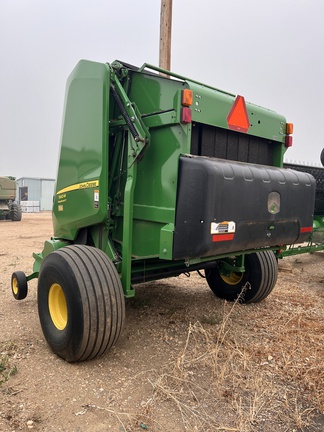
top-left (11, 271), bottom-right (28, 300)
top-left (321, 148), bottom-right (324, 167)
top-left (205, 250), bottom-right (278, 304)
top-left (10, 203), bottom-right (22, 221)
top-left (37, 245), bottom-right (125, 362)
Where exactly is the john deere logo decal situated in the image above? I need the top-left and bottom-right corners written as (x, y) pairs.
top-left (56, 180), bottom-right (99, 195)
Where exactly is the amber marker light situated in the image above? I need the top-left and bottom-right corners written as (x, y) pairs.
top-left (286, 123), bottom-right (294, 135)
top-left (181, 89), bottom-right (193, 107)
top-left (285, 122), bottom-right (294, 147)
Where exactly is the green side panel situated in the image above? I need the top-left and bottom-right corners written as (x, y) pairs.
top-left (109, 71), bottom-right (191, 258)
top-left (53, 60), bottom-right (110, 240)
top-left (127, 72), bottom-right (184, 114)
top-left (132, 125), bottom-right (187, 257)
top-left (112, 122), bottom-right (190, 258)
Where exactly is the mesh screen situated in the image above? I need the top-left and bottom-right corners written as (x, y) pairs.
top-left (284, 163), bottom-right (324, 215)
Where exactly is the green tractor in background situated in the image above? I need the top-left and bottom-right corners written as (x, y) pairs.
top-left (0, 176), bottom-right (22, 221)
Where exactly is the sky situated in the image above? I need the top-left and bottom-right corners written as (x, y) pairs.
top-left (0, 0), bottom-right (323, 179)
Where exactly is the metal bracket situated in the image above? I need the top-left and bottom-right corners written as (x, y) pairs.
top-left (120, 133), bottom-right (138, 298)
top-left (109, 65), bottom-right (150, 163)
top-left (218, 255), bottom-right (245, 276)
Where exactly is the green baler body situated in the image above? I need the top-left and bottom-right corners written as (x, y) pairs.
top-left (40, 59), bottom-right (315, 295)
top-left (53, 60), bottom-right (286, 246)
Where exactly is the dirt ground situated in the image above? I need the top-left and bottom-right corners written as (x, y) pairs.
top-left (0, 212), bottom-right (324, 432)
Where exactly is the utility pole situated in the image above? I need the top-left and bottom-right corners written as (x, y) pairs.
top-left (159, 0), bottom-right (173, 72)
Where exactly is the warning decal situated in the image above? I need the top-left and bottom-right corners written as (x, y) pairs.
top-left (211, 221), bottom-right (236, 242)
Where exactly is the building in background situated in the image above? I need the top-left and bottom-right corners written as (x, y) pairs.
top-left (16, 177), bottom-right (55, 212)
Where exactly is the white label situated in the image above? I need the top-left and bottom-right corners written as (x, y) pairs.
top-left (94, 190), bottom-right (99, 209)
top-left (211, 221), bottom-right (236, 234)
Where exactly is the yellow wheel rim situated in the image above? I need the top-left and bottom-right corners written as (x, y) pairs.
top-left (12, 277), bottom-right (19, 295)
top-left (48, 283), bottom-right (68, 330)
top-left (220, 272), bottom-right (244, 286)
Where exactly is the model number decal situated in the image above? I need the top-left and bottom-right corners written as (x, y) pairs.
top-left (211, 221), bottom-right (235, 242)
top-left (211, 221), bottom-right (236, 234)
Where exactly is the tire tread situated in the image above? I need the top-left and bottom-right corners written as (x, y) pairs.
top-left (38, 245), bottom-right (125, 362)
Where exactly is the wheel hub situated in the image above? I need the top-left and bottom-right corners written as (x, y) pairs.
top-left (220, 271), bottom-right (243, 285)
top-left (48, 283), bottom-right (68, 330)
top-left (12, 277), bottom-right (19, 295)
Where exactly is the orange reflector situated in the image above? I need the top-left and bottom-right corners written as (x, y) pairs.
top-left (286, 122), bottom-right (294, 135)
top-left (181, 107), bottom-right (192, 124)
top-left (182, 89), bottom-right (193, 107)
top-left (227, 95), bottom-right (250, 133)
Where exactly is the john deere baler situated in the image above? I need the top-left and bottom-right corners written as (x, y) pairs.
top-left (11, 60), bottom-right (315, 362)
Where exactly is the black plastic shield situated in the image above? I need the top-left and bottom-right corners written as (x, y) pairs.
top-left (173, 155), bottom-right (316, 260)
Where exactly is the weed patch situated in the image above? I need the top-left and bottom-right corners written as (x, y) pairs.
top-left (0, 342), bottom-right (18, 386)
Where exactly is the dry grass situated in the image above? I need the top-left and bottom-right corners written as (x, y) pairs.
top-left (33, 275), bottom-right (321, 432)
top-left (144, 283), bottom-right (324, 432)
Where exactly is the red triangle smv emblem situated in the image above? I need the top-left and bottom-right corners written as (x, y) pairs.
top-left (227, 95), bottom-right (250, 133)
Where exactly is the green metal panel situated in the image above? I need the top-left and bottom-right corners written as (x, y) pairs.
top-left (127, 71), bottom-right (184, 115)
top-left (109, 69), bottom-right (192, 259)
top-left (136, 63), bottom-right (287, 144)
top-left (187, 82), bottom-right (286, 144)
top-left (52, 60), bottom-right (110, 240)
top-left (111, 123), bottom-right (190, 257)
